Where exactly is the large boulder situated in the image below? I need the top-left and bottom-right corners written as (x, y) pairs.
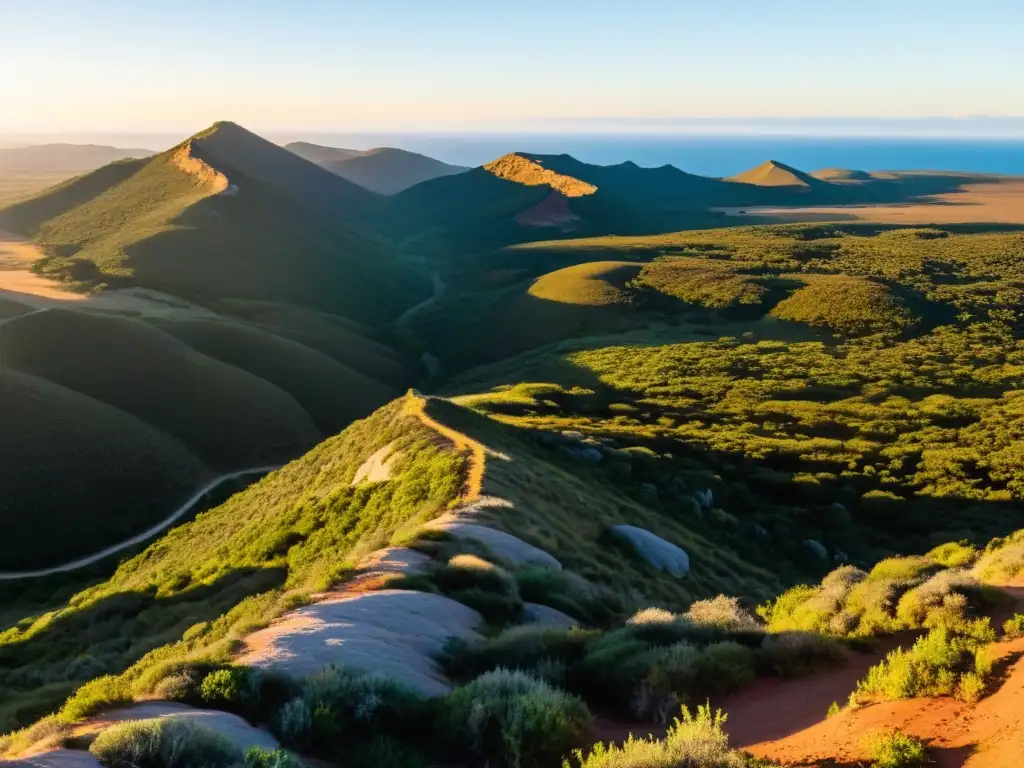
top-left (611, 525), bottom-right (690, 577)
top-left (523, 602), bottom-right (579, 629)
top-left (236, 590), bottom-right (481, 696)
top-left (426, 518), bottom-right (562, 570)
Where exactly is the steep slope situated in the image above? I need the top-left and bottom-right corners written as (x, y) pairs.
top-left (727, 159), bottom-right (824, 188)
top-left (288, 142), bottom-right (469, 194)
top-left (0, 309), bottom-right (321, 469)
top-left (483, 154), bottom-right (598, 197)
top-left (0, 122), bottom-right (428, 322)
top-left (0, 144), bottom-right (153, 173)
top-left (191, 122), bottom-right (375, 213)
top-left (381, 167), bottom-right (551, 254)
top-left (0, 368), bottom-right (210, 571)
top-left (212, 299), bottom-right (411, 387)
top-left (152, 317), bottom-right (398, 434)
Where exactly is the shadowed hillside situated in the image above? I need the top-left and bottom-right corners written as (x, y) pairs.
top-left (0, 310), bottom-right (321, 468)
top-left (0, 122), bottom-right (429, 322)
top-left (0, 369), bottom-right (210, 570)
top-left (152, 317), bottom-right (398, 434)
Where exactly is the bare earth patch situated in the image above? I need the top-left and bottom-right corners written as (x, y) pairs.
top-left (0, 230), bottom-right (222, 319)
top-left (351, 441), bottom-right (399, 485)
top-left (714, 177), bottom-right (1024, 225)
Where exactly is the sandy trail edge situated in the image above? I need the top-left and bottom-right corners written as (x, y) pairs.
top-left (0, 466), bottom-right (278, 580)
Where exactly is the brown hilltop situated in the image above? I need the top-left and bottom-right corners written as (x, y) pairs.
top-left (483, 153), bottom-right (598, 197)
top-left (727, 159), bottom-right (823, 188)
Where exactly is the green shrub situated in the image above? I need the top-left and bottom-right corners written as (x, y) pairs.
top-left (974, 540), bottom-right (1024, 584)
top-left (855, 628), bottom-right (989, 702)
top-left (441, 668), bottom-right (591, 768)
top-left (1002, 613), bottom-right (1024, 639)
top-left (684, 596), bottom-right (763, 634)
top-left (697, 642), bottom-right (756, 694)
top-left (61, 675), bottom-right (132, 721)
top-left (826, 701), bottom-right (841, 718)
top-left (279, 664), bottom-right (426, 752)
top-left (514, 567), bottom-right (623, 625)
top-left (200, 668), bottom-right (249, 708)
top-left (863, 729), bottom-right (928, 768)
top-left (276, 699), bottom-right (312, 748)
top-left (439, 625), bottom-right (591, 683)
top-left (564, 703), bottom-right (749, 768)
top-left (571, 637), bottom-right (657, 709)
top-left (425, 555), bottom-right (524, 625)
top-left (89, 717), bottom-right (242, 768)
top-left (927, 542), bottom-right (978, 569)
top-left (245, 746), bottom-right (307, 768)
top-left (757, 631), bottom-right (845, 677)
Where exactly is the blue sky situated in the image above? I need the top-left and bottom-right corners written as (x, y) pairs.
top-left (3, 0), bottom-right (1023, 134)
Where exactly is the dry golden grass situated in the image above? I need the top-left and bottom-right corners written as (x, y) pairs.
top-left (484, 154), bottom-right (598, 197)
top-left (527, 261), bottom-right (640, 306)
top-left (716, 177), bottom-right (1024, 224)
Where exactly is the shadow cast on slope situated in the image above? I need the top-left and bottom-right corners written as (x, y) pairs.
top-left (0, 566), bottom-right (286, 730)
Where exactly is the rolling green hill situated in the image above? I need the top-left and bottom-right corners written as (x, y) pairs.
top-left (211, 299), bottom-right (411, 387)
top-left (0, 123), bottom-right (429, 323)
top-left (288, 142), bottom-right (469, 194)
top-left (0, 310), bottom-right (321, 469)
top-left (0, 368), bottom-right (209, 570)
top-left (152, 317), bottom-right (398, 434)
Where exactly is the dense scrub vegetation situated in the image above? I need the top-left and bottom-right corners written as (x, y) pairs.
top-left (447, 317), bottom-right (1024, 559)
top-left (414, 224), bottom-right (1024, 369)
top-left (0, 400), bottom-right (466, 729)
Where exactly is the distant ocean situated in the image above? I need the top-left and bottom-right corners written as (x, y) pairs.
top-left (6, 131), bottom-right (1024, 177)
top-left (287, 134), bottom-right (1024, 177)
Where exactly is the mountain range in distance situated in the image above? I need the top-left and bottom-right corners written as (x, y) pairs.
top-left (285, 141), bottom-right (470, 194)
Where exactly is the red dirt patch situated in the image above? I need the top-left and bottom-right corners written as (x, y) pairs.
top-left (745, 638), bottom-right (1024, 768)
top-left (515, 190), bottom-right (584, 230)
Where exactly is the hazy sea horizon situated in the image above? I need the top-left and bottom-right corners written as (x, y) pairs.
top-left (4, 132), bottom-right (1024, 177)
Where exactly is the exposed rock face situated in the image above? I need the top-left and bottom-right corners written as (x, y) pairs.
top-left (355, 546), bottom-right (431, 576)
top-left (804, 539), bottom-right (829, 560)
top-left (611, 525), bottom-right (690, 577)
top-left (237, 590), bottom-right (481, 696)
top-left (76, 702), bottom-right (281, 754)
top-left (523, 602), bottom-right (579, 629)
top-left (5, 750), bottom-right (103, 767)
top-left (427, 517), bottom-right (563, 570)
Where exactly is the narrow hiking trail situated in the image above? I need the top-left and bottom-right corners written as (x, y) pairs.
top-left (394, 272), bottom-right (446, 329)
top-left (404, 394), bottom-right (485, 502)
top-left (0, 466), bottom-right (278, 580)
top-left (734, 582), bottom-right (1024, 767)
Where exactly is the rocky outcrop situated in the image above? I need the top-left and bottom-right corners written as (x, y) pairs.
top-left (236, 590), bottom-right (481, 696)
top-left (427, 515), bottom-right (563, 570)
top-left (611, 525), bottom-right (690, 577)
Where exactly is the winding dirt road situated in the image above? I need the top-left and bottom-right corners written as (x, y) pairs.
top-left (0, 466), bottom-right (278, 580)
